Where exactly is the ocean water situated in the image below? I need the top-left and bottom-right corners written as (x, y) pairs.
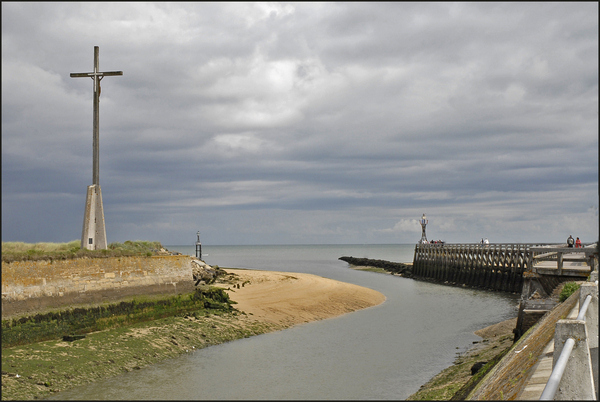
top-left (170, 243), bottom-right (416, 276)
top-left (53, 244), bottom-right (519, 400)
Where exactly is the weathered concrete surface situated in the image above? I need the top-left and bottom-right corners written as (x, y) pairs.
top-left (81, 184), bottom-right (107, 250)
top-left (466, 289), bottom-right (580, 400)
top-left (552, 319), bottom-right (595, 400)
top-left (580, 282), bottom-right (598, 348)
top-left (1, 255), bottom-right (194, 317)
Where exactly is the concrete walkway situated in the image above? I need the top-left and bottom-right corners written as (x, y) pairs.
top-left (516, 301), bottom-right (599, 400)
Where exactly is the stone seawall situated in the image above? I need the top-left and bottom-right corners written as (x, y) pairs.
top-left (1, 255), bottom-right (195, 317)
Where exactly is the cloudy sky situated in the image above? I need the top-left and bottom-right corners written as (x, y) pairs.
top-left (2, 2), bottom-right (598, 246)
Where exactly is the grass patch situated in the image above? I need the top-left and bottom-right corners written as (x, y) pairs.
top-left (1, 240), bottom-right (165, 264)
top-left (1, 240), bottom-right (81, 253)
top-left (559, 282), bottom-right (580, 302)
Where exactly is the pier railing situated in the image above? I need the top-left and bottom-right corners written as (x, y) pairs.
top-left (530, 245), bottom-right (597, 276)
top-left (539, 281), bottom-right (598, 400)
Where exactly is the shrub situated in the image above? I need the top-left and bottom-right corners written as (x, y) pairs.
top-left (559, 282), bottom-right (580, 302)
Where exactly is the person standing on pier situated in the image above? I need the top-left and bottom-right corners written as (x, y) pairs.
top-left (575, 237), bottom-right (582, 248)
top-left (567, 235), bottom-right (575, 248)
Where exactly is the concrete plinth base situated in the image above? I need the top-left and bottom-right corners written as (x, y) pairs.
top-left (81, 184), bottom-right (107, 250)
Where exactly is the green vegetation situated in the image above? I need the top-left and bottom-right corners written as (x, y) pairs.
top-left (1, 308), bottom-right (279, 400)
top-left (1, 240), bottom-right (164, 263)
top-left (449, 345), bottom-right (511, 400)
top-left (559, 282), bottom-right (580, 302)
top-left (1, 287), bottom-right (234, 348)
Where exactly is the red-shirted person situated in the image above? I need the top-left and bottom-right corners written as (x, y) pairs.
top-left (575, 237), bottom-right (582, 248)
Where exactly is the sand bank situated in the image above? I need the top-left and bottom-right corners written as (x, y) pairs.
top-left (223, 268), bottom-right (387, 327)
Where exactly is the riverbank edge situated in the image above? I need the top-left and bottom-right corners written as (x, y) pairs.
top-left (405, 318), bottom-right (516, 400)
top-left (1, 267), bottom-right (385, 400)
top-left (1, 299), bottom-right (282, 400)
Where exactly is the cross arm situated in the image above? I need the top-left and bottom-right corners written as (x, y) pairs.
top-left (100, 71), bottom-right (124, 76)
top-left (70, 71), bottom-right (123, 78)
top-left (70, 72), bottom-right (93, 78)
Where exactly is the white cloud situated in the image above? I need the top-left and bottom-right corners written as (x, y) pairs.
top-left (378, 219), bottom-right (422, 234)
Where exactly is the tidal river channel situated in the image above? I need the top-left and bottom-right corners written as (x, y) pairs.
top-left (52, 244), bottom-right (519, 400)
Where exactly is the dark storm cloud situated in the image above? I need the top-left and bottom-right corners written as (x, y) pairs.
top-left (2, 2), bottom-right (598, 245)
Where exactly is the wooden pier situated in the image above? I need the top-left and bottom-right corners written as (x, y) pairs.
top-left (412, 242), bottom-right (598, 340)
top-left (412, 243), bottom-right (537, 293)
top-left (412, 243), bottom-right (597, 293)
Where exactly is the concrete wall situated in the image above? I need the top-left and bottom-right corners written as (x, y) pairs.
top-left (1, 255), bottom-right (195, 317)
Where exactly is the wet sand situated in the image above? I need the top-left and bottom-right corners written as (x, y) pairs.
top-left (223, 268), bottom-right (387, 326)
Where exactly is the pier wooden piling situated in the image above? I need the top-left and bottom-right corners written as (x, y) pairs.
top-left (413, 243), bottom-right (537, 293)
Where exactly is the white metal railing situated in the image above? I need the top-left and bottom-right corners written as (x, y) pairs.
top-left (539, 338), bottom-right (576, 400)
top-left (539, 282), bottom-right (598, 400)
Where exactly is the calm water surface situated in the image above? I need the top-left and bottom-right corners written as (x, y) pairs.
top-left (53, 244), bottom-right (519, 400)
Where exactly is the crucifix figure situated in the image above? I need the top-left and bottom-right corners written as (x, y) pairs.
top-left (71, 46), bottom-right (123, 250)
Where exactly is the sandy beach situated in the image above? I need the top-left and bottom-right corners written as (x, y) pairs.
top-left (222, 268), bottom-right (387, 327)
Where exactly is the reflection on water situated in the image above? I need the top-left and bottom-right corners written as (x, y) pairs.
top-left (52, 245), bottom-right (519, 400)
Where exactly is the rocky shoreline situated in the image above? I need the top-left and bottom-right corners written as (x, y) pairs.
top-left (406, 318), bottom-right (516, 400)
top-left (338, 256), bottom-right (412, 275)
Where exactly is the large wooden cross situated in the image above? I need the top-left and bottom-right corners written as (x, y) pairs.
top-left (70, 46), bottom-right (122, 185)
top-left (70, 46), bottom-right (122, 250)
